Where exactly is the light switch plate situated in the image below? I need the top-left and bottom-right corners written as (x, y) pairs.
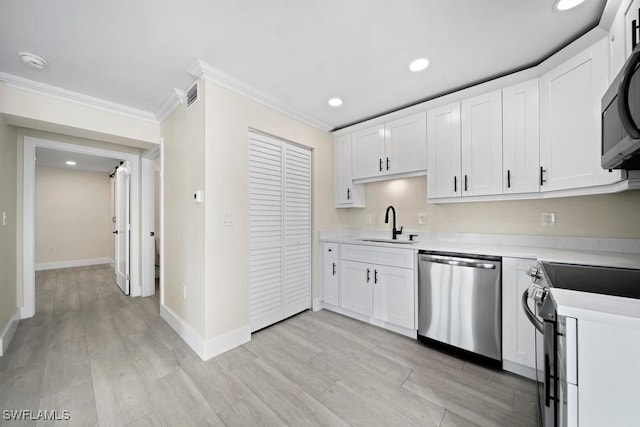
top-left (364, 214), bottom-right (372, 225)
top-left (2, 212), bottom-right (6, 226)
top-left (222, 212), bottom-right (236, 226)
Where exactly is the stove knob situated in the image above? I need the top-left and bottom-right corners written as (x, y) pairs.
top-left (526, 266), bottom-right (542, 280)
top-left (527, 283), bottom-right (547, 303)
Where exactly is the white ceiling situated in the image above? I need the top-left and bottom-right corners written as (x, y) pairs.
top-left (0, 0), bottom-right (606, 130)
top-left (36, 147), bottom-right (122, 174)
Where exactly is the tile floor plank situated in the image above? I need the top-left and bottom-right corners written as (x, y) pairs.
top-left (146, 369), bottom-right (224, 426)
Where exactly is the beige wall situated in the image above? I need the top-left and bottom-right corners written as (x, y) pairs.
top-left (35, 166), bottom-right (111, 264)
top-left (0, 82), bottom-right (160, 148)
top-left (161, 79), bottom-right (339, 343)
top-left (336, 176), bottom-right (640, 238)
top-left (161, 85), bottom-right (207, 337)
top-left (203, 81), bottom-right (338, 339)
top-left (0, 115), bottom-right (18, 334)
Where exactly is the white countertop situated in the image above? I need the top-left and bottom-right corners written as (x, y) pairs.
top-left (552, 288), bottom-right (640, 330)
top-left (322, 236), bottom-right (640, 269)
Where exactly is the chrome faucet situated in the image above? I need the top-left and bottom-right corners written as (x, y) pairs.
top-left (384, 205), bottom-right (403, 240)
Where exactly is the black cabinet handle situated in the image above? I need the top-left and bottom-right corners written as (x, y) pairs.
top-left (347, 188), bottom-right (351, 200)
top-left (540, 166), bottom-right (546, 186)
top-left (464, 175), bottom-right (468, 192)
top-left (507, 170), bottom-right (511, 189)
top-left (379, 158), bottom-right (383, 172)
top-left (374, 269), bottom-right (378, 284)
top-left (454, 176), bottom-right (457, 192)
top-left (633, 18), bottom-right (639, 49)
top-left (544, 354), bottom-right (551, 407)
top-left (386, 157), bottom-right (389, 171)
top-left (332, 262), bottom-right (336, 276)
top-left (112, 230), bottom-right (118, 234)
top-left (366, 268), bottom-right (371, 282)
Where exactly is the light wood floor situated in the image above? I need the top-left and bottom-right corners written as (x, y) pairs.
top-left (0, 265), bottom-right (538, 426)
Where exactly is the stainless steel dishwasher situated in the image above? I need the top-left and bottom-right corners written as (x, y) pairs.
top-left (418, 251), bottom-right (501, 361)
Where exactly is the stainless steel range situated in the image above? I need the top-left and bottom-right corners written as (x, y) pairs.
top-left (522, 261), bottom-right (640, 427)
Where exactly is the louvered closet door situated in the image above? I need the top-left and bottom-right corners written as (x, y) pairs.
top-left (248, 132), bottom-right (311, 332)
top-left (249, 135), bottom-right (284, 332)
top-left (283, 144), bottom-right (311, 318)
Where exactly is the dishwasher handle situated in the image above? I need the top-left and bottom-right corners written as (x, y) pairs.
top-left (419, 254), bottom-right (497, 270)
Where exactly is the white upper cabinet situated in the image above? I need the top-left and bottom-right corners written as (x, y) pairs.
top-left (427, 102), bottom-right (462, 199)
top-left (385, 113), bottom-right (427, 175)
top-left (335, 134), bottom-right (365, 208)
top-left (540, 38), bottom-right (624, 192)
top-left (461, 90), bottom-right (503, 196)
top-left (610, 2), bottom-right (627, 79)
top-left (352, 124), bottom-right (386, 180)
top-left (351, 112), bottom-right (427, 181)
top-left (502, 80), bottom-right (540, 194)
top-left (623, 0), bottom-right (640, 58)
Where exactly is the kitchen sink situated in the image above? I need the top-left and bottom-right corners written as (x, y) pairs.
top-left (357, 238), bottom-right (417, 244)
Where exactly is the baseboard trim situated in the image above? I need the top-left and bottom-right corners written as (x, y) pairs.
top-left (0, 309), bottom-right (20, 356)
top-left (502, 359), bottom-right (537, 381)
top-left (160, 304), bottom-right (206, 359)
top-left (35, 257), bottom-right (111, 271)
top-left (160, 303), bottom-right (250, 361)
top-left (312, 298), bottom-right (323, 312)
top-left (204, 325), bottom-right (250, 360)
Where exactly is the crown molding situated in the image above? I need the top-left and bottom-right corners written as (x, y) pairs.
top-left (0, 72), bottom-right (159, 124)
top-left (189, 60), bottom-right (332, 132)
top-left (155, 88), bottom-right (185, 122)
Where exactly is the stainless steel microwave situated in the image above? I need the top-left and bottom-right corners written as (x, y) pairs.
top-left (602, 45), bottom-right (640, 170)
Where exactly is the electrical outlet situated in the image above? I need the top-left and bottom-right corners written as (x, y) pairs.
top-left (183, 284), bottom-right (187, 299)
top-left (2, 212), bottom-right (6, 226)
top-left (418, 212), bottom-right (427, 225)
top-left (364, 214), bottom-right (372, 225)
top-left (541, 212), bottom-right (556, 227)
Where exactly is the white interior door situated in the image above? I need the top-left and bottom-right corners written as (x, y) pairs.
top-left (114, 164), bottom-right (131, 295)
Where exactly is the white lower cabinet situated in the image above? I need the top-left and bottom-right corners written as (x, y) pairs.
top-left (502, 257), bottom-right (540, 379)
top-left (371, 264), bottom-right (415, 330)
top-left (322, 242), bottom-right (416, 337)
top-left (340, 260), bottom-right (371, 316)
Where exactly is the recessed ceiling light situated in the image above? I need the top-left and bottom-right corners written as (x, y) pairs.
top-left (18, 52), bottom-right (48, 69)
top-left (328, 98), bottom-right (343, 107)
top-left (409, 58), bottom-right (430, 72)
top-left (65, 161), bottom-right (77, 166)
top-left (553, 0), bottom-right (585, 12)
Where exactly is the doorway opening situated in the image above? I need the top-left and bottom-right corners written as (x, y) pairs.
top-left (22, 135), bottom-right (157, 319)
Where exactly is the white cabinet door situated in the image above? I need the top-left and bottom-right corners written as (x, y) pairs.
top-left (385, 112), bottom-right (427, 175)
top-left (372, 264), bottom-right (414, 330)
top-left (540, 39), bottom-right (624, 192)
top-left (461, 90), bottom-right (503, 196)
top-left (624, 0), bottom-right (640, 58)
top-left (610, 3), bottom-right (627, 79)
top-left (427, 102), bottom-right (461, 199)
top-left (322, 257), bottom-right (339, 306)
top-left (352, 124), bottom-right (385, 180)
top-left (502, 80), bottom-right (540, 194)
top-left (502, 257), bottom-right (540, 376)
top-left (340, 260), bottom-right (371, 317)
top-left (335, 134), bottom-right (365, 207)
top-left (578, 319), bottom-right (640, 427)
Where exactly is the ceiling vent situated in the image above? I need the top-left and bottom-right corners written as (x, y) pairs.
top-left (186, 82), bottom-right (198, 109)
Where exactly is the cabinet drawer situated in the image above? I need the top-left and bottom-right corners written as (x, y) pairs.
top-left (323, 242), bottom-right (339, 258)
top-left (341, 244), bottom-right (414, 268)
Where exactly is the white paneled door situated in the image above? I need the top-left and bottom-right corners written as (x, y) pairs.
top-left (249, 132), bottom-right (311, 332)
top-left (114, 163), bottom-right (130, 295)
